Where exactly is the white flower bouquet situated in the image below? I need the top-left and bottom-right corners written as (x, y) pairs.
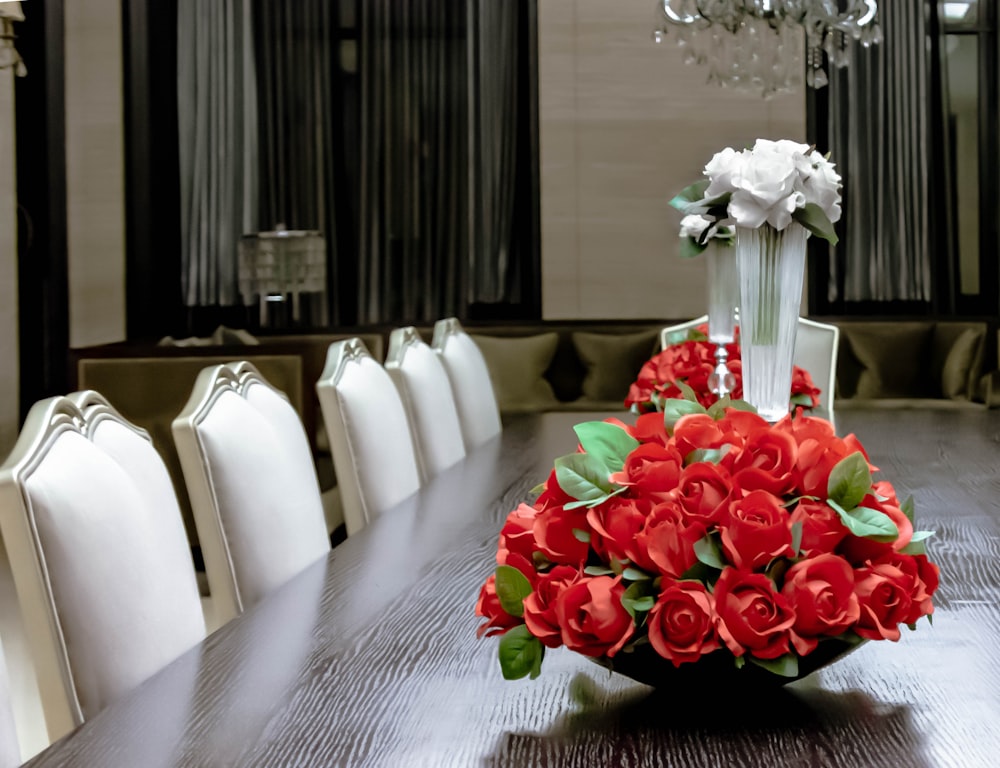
top-left (671, 139), bottom-right (842, 246)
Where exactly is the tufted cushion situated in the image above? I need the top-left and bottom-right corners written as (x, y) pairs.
top-left (572, 329), bottom-right (660, 402)
top-left (470, 333), bottom-right (560, 414)
top-left (844, 323), bottom-right (934, 399)
top-left (941, 327), bottom-right (984, 400)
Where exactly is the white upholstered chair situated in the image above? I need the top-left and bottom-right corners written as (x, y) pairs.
top-left (0, 636), bottom-right (19, 768)
top-left (659, 315), bottom-right (840, 426)
top-left (316, 338), bottom-right (422, 537)
top-left (385, 326), bottom-right (466, 483)
top-left (0, 392), bottom-right (206, 740)
top-left (431, 318), bottom-right (502, 449)
top-left (172, 362), bottom-right (330, 625)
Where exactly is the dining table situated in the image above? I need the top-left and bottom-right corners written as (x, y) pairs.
top-left (22, 406), bottom-right (1000, 767)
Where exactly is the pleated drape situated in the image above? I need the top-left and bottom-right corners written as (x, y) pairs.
top-left (827, 0), bottom-right (934, 303)
top-left (177, 0), bottom-right (259, 307)
top-left (252, 0), bottom-right (342, 324)
top-left (468, 0), bottom-right (522, 305)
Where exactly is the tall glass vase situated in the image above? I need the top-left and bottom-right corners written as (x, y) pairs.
top-left (735, 222), bottom-right (807, 422)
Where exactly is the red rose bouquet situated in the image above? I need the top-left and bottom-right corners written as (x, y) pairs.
top-left (625, 325), bottom-right (821, 413)
top-left (475, 401), bottom-right (938, 683)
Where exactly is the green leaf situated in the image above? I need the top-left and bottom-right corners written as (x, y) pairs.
top-left (554, 452), bottom-right (614, 501)
top-left (734, 655), bottom-right (746, 669)
top-left (686, 446), bottom-right (730, 466)
top-left (668, 180), bottom-right (710, 211)
top-left (679, 236), bottom-right (707, 259)
top-left (674, 379), bottom-right (700, 403)
top-left (900, 530), bottom-right (935, 556)
top-left (828, 499), bottom-right (899, 542)
top-left (827, 452), bottom-right (872, 511)
top-left (583, 565), bottom-right (614, 576)
top-left (662, 398), bottom-right (708, 433)
top-left (792, 202), bottom-right (839, 245)
top-left (693, 534), bottom-right (726, 570)
top-left (748, 653), bottom-right (799, 677)
top-left (571, 528), bottom-right (591, 544)
top-left (901, 495), bottom-right (915, 523)
top-left (790, 520), bottom-right (803, 556)
top-left (790, 393), bottom-right (813, 406)
top-left (529, 482), bottom-right (546, 495)
top-left (621, 581), bottom-right (655, 619)
top-left (573, 421), bottom-right (640, 475)
top-left (498, 624), bottom-right (545, 680)
top-left (622, 567), bottom-right (653, 582)
top-left (495, 565), bottom-right (533, 617)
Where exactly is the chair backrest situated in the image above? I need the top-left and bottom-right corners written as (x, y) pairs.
top-left (659, 315), bottom-right (710, 349)
top-left (172, 362), bottom-right (329, 624)
top-left (793, 317), bottom-right (839, 427)
top-left (0, 392), bottom-right (206, 739)
top-left (431, 318), bottom-right (502, 449)
top-left (659, 315), bottom-right (839, 425)
top-left (316, 338), bottom-right (422, 537)
top-left (0, 635), bottom-right (19, 768)
top-left (385, 327), bottom-right (466, 482)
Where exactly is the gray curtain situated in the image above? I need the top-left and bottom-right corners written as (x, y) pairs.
top-left (469, 0), bottom-right (521, 304)
top-left (177, 0), bottom-right (259, 306)
top-left (827, 0), bottom-right (934, 302)
top-left (358, 0), bottom-right (525, 323)
top-left (252, 0), bottom-right (342, 324)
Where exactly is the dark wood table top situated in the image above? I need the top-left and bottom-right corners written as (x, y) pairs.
top-left (25, 408), bottom-right (1000, 767)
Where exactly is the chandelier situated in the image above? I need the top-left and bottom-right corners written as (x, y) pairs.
top-left (653, 0), bottom-right (881, 97)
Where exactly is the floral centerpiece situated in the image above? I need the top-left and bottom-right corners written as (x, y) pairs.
top-left (475, 401), bottom-right (938, 685)
top-left (625, 324), bottom-right (821, 413)
top-left (678, 213), bottom-right (734, 260)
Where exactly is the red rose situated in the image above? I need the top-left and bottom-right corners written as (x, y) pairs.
top-left (647, 581), bottom-right (720, 666)
top-left (533, 505), bottom-right (591, 566)
top-left (675, 461), bottom-right (734, 527)
top-left (497, 503), bottom-right (539, 565)
top-left (790, 432), bottom-right (872, 499)
top-left (626, 411), bottom-right (672, 447)
top-left (475, 574), bottom-right (522, 638)
top-left (523, 565), bottom-right (580, 648)
top-left (554, 576), bottom-right (635, 657)
top-left (719, 490), bottom-right (794, 570)
top-left (781, 554), bottom-right (860, 655)
top-left (853, 561), bottom-right (913, 641)
top-left (716, 409), bottom-right (772, 439)
top-left (714, 569), bottom-right (796, 659)
top-left (671, 414), bottom-right (730, 461)
top-left (631, 500), bottom-right (705, 577)
top-left (791, 366), bottom-right (821, 408)
top-left (873, 552), bottom-right (939, 625)
top-left (731, 426), bottom-right (798, 497)
top-left (788, 499), bottom-right (848, 557)
top-left (609, 442), bottom-right (683, 499)
top-left (586, 496), bottom-right (651, 564)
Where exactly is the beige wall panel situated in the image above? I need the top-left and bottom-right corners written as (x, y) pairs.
top-left (65, 0), bottom-right (126, 348)
top-left (539, 0), bottom-right (806, 319)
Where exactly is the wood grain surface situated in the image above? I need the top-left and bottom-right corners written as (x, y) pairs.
top-left (23, 409), bottom-right (1000, 767)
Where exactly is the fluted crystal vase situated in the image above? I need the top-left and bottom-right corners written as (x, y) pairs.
top-left (735, 222), bottom-right (807, 422)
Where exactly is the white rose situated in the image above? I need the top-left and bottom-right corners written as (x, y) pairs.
top-left (756, 138), bottom-right (811, 157)
top-left (727, 149), bottom-right (800, 229)
top-left (703, 147), bottom-right (746, 198)
top-left (799, 158), bottom-right (843, 223)
top-left (679, 214), bottom-right (712, 239)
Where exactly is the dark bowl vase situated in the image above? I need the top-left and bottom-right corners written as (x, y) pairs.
top-left (589, 639), bottom-right (864, 690)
